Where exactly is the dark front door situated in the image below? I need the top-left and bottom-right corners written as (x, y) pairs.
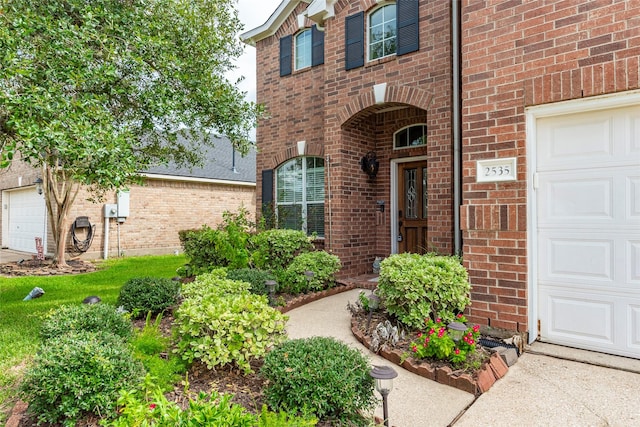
top-left (398, 161), bottom-right (428, 253)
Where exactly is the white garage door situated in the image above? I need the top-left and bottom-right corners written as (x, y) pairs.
top-left (8, 188), bottom-right (47, 253)
top-left (535, 103), bottom-right (640, 358)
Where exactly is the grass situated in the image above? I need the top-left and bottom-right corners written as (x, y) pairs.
top-left (0, 254), bottom-right (186, 423)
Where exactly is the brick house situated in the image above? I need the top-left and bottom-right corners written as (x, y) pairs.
top-left (0, 134), bottom-right (256, 260)
top-left (242, 0), bottom-right (640, 359)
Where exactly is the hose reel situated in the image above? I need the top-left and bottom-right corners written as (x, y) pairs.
top-left (71, 216), bottom-right (96, 253)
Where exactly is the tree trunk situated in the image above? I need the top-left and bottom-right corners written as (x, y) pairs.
top-left (43, 165), bottom-right (80, 268)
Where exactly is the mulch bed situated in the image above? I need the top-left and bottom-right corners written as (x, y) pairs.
top-left (0, 259), bottom-right (96, 277)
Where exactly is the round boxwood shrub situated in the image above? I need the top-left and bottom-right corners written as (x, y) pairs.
top-left (261, 337), bottom-right (376, 424)
top-left (117, 277), bottom-right (181, 318)
top-left (377, 252), bottom-right (471, 329)
top-left (280, 251), bottom-right (341, 294)
top-left (226, 268), bottom-right (275, 296)
top-left (40, 303), bottom-right (132, 340)
top-left (20, 331), bottom-right (145, 426)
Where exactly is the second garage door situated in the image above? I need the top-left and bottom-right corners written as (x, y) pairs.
top-left (535, 102), bottom-right (640, 359)
top-left (8, 188), bottom-right (47, 254)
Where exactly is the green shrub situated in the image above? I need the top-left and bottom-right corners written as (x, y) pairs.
top-left (249, 229), bottom-right (314, 272)
top-left (377, 253), bottom-right (471, 329)
top-left (261, 337), bottom-right (376, 424)
top-left (226, 268), bottom-right (275, 295)
top-left (108, 388), bottom-right (256, 427)
top-left (174, 277), bottom-right (288, 374)
top-left (107, 387), bottom-right (316, 427)
top-left (280, 251), bottom-right (341, 294)
top-left (130, 313), bottom-right (186, 392)
top-left (256, 405), bottom-right (318, 426)
top-left (179, 208), bottom-right (254, 274)
top-left (180, 269), bottom-right (250, 302)
top-left (40, 303), bottom-right (132, 341)
top-left (21, 331), bottom-right (144, 426)
top-left (117, 277), bottom-right (181, 318)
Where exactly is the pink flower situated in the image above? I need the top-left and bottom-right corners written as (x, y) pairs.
top-left (417, 332), bottom-right (423, 338)
top-left (411, 345), bottom-right (418, 353)
top-left (436, 318), bottom-right (442, 323)
top-left (457, 313), bottom-right (463, 319)
top-left (473, 325), bottom-right (480, 333)
top-left (424, 337), bottom-right (430, 345)
top-left (454, 348), bottom-right (460, 355)
top-left (149, 403), bottom-right (157, 410)
top-left (429, 328), bottom-right (435, 335)
top-left (468, 339), bottom-right (475, 345)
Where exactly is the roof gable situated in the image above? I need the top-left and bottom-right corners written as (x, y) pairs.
top-left (241, 0), bottom-right (336, 45)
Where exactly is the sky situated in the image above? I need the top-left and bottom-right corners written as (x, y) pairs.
top-left (227, 0), bottom-right (284, 106)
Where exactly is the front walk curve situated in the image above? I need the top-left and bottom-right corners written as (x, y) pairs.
top-left (285, 288), bottom-right (475, 427)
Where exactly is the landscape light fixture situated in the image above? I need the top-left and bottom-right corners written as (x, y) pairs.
top-left (366, 293), bottom-right (380, 330)
top-left (447, 321), bottom-right (467, 342)
top-left (265, 280), bottom-right (277, 306)
top-left (369, 365), bottom-right (397, 427)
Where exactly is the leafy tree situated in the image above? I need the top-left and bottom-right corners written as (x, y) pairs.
top-left (0, 0), bottom-right (262, 266)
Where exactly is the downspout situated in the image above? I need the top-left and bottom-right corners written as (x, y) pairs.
top-left (452, 0), bottom-right (462, 255)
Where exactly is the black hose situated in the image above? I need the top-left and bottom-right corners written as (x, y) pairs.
top-left (71, 222), bottom-right (95, 253)
top-left (479, 338), bottom-right (520, 356)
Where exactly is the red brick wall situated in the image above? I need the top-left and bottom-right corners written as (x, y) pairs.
top-left (460, 0), bottom-right (640, 333)
top-left (255, 0), bottom-right (454, 277)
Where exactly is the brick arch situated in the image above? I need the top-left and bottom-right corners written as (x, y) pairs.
top-left (266, 142), bottom-right (325, 170)
top-left (338, 84), bottom-right (433, 127)
top-left (335, 0), bottom-right (380, 15)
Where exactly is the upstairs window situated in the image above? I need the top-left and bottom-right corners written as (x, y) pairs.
top-left (345, 0), bottom-right (419, 71)
top-left (276, 157), bottom-right (325, 236)
top-left (295, 29), bottom-right (312, 70)
top-left (394, 124), bottom-right (427, 149)
top-left (369, 4), bottom-right (396, 61)
top-left (280, 25), bottom-right (324, 76)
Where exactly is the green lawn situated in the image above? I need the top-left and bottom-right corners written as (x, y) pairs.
top-left (0, 254), bottom-right (185, 422)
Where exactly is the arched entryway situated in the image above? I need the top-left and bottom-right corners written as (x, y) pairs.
top-left (326, 84), bottom-right (454, 277)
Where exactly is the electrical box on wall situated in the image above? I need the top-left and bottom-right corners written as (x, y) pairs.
top-left (104, 204), bottom-right (118, 218)
top-left (117, 190), bottom-right (130, 218)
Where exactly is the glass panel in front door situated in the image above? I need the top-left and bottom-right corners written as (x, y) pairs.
top-left (422, 167), bottom-right (427, 219)
top-left (404, 168), bottom-right (418, 219)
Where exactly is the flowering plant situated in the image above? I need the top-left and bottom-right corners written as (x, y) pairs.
top-left (409, 314), bottom-right (481, 364)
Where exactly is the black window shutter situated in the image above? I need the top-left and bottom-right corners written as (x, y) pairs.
top-left (311, 25), bottom-right (324, 66)
top-left (345, 12), bottom-right (364, 70)
top-left (397, 0), bottom-right (419, 56)
top-left (279, 35), bottom-right (292, 76)
top-left (262, 169), bottom-right (274, 204)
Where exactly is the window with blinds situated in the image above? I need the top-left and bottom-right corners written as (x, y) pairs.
top-left (276, 157), bottom-right (325, 236)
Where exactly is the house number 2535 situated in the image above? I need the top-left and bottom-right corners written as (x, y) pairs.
top-left (484, 165), bottom-right (510, 177)
top-left (476, 158), bottom-right (517, 183)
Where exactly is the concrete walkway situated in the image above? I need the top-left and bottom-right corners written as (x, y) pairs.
top-left (285, 288), bottom-right (640, 427)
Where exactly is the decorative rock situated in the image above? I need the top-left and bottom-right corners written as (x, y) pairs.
top-left (491, 346), bottom-right (519, 366)
top-left (82, 295), bottom-right (101, 304)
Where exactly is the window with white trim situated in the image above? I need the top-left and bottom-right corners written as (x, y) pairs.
top-left (394, 124), bottom-right (427, 149)
top-left (295, 29), bottom-right (312, 70)
top-left (368, 3), bottom-right (396, 61)
top-left (276, 157), bottom-right (324, 236)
